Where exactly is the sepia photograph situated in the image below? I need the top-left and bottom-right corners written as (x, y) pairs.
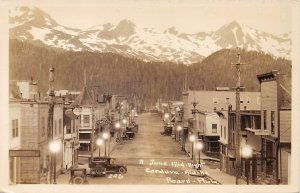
top-left (0, 0), bottom-right (299, 192)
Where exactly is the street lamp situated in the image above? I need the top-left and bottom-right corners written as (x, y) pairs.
top-left (102, 132), bottom-right (110, 156)
top-left (164, 113), bottom-right (170, 123)
top-left (189, 135), bottom-right (196, 160)
top-left (242, 145), bottom-right (252, 185)
top-left (49, 140), bottom-right (61, 184)
top-left (115, 122), bottom-right (121, 129)
top-left (195, 141), bottom-right (203, 168)
top-left (176, 125), bottom-right (183, 141)
top-left (96, 138), bottom-right (104, 157)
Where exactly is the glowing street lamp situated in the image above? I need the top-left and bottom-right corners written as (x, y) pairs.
top-left (195, 141), bottom-right (204, 166)
top-left (96, 138), bottom-right (104, 156)
top-left (115, 122), bottom-right (121, 129)
top-left (102, 132), bottom-right (110, 156)
top-left (189, 135), bottom-right (196, 160)
top-left (164, 113), bottom-right (170, 119)
top-left (176, 125), bottom-right (183, 141)
top-left (242, 145), bottom-right (252, 158)
top-left (49, 140), bottom-right (61, 184)
top-left (242, 145), bottom-right (253, 184)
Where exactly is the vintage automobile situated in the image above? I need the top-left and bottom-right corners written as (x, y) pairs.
top-left (161, 124), bottom-right (172, 136)
top-left (69, 168), bottom-right (88, 184)
top-left (89, 157), bottom-right (127, 175)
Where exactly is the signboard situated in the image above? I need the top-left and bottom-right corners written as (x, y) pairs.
top-left (245, 128), bottom-right (270, 136)
top-left (9, 150), bottom-right (40, 157)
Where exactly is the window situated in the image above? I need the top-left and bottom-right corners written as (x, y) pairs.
top-left (257, 97), bottom-right (261, 105)
top-left (59, 119), bottom-right (62, 135)
top-left (224, 126), bottom-right (226, 139)
top-left (271, 111), bottom-right (275, 134)
top-left (212, 124), bottom-right (217, 133)
top-left (232, 133), bottom-right (235, 146)
top-left (221, 125), bottom-right (223, 137)
top-left (225, 97), bottom-right (230, 104)
top-left (12, 119), bottom-right (19, 138)
top-left (263, 110), bottom-right (267, 130)
top-left (41, 117), bottom-right (45, 136)
top-left (54, 120), bottom-right (57, 136)
top-left (240, 97), bottom-right (244, 103)
top-left (213, 97), bottom-right (218, 104)
top-left (83, 115), bottom-right (90, 127)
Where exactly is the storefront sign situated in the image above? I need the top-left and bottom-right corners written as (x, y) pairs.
top-left (9, 150), bottom-right (40, 157)
top-left (245, 128), bottom-right (270, 135)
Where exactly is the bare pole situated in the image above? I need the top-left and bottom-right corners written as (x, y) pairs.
top-left (47, 67), bottom-right (55, 184)
top-left (233, 50), bottom-right (245, 185)
top-left (91, 90), bottom-right (95, 160)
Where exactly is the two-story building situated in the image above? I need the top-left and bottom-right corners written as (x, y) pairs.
top-left (256, 70), bottom-right (291, 184)
top-left (62, 105), bottom-right (79, 170)
top-left (182, 88), bottom-right (260, 161)
top-left (72, 86), bottom-right (109, 152)
top-left (222, 70), bottom-right (291, 185)
top-left (9, 80), bottom-right (64, 184)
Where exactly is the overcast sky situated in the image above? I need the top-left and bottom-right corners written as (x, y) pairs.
top-left (12, 0), bottom-right (294, 34)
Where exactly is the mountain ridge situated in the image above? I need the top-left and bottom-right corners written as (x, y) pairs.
top-left (9, 6), bottom-right (291, 64)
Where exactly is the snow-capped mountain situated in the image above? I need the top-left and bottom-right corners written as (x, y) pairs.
top-left (9, 6), bottom-right (291, 64)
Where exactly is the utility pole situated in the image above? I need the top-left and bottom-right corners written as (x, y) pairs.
top-left (90, 89), bottom-right (95, 161)
top-left (233, 50), bottom-right (245, 185)
top-left (47, 67), bottom-right (55, 184)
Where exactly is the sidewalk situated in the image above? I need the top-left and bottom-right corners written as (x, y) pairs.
top-left (177, 140), bottom-right (236, 184)
top-left (56, 136), bottom-right (119, 184)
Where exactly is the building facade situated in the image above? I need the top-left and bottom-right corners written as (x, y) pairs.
top-left (256, 70), bottom-right (291, 184)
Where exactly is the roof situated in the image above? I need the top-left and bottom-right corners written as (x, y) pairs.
top-left (257, 70), bottom-right (291, 109)
top-left (9, 81), bottom-right (22, 100)
top-left (278, 75), bottom-right (291, 109)
top-left (72, 86), bottom-right (94, 107)
top-left (65, 109), bottom-right (78, 120)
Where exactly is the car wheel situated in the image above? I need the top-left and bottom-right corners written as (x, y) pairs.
top-left (95, 169), bottom-right (102, 175)
top-left (73, 176), bottom-right (84, 184)
top-left (119, 167), bottom-right (126, 174)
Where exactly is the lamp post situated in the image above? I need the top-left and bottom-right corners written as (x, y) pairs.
top-left (96, 138), bottom-right (104, 157)
top-left (242, 145), bottom-right (253, 185)
top-left (189, 135), bottom-right (196, 161)
top-left (176, 125), bottom-right (182, 142)
top-left (195, 141), bottom-right (203, 167)
top-left (49, 140), bottom-right (61, 184)
top-left (115, 122), bottom-right (121, 141)
top-left (102, 132), bottom-right (110, 156)
top-left (164, 113), bottom-right (170, 123)
top-left (122, 118), bottom-right (127, 130)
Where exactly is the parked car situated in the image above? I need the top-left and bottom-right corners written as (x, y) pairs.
top-left (69, 168), bottom-right (88, 184)
top-left (161, 124), bottom-right (172, 136)
top-left (89, 157), bottom-right (127, 175)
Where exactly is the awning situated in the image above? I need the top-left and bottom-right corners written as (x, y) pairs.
top-left (228, 153), bottom-right (236, 160)
top-left (79, 140), bottom-right (90, 144)
top-left (65, 109), bottom-right (78, 120)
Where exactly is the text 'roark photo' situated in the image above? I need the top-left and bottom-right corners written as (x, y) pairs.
top-left (8, 2), bottom-right (292, 185)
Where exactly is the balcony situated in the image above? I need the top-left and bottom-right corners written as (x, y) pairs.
top-left (64, 132), bottom-right (76, 140)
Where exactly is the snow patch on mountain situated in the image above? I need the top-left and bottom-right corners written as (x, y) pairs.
top-left (9, 7), bottom-right (291, 64)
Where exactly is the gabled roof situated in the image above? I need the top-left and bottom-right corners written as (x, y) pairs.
top-left (72, 86), bottom-right (94, 107)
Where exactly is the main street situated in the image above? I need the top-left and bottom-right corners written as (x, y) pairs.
top-left (57, 112), bottom-right (220, 184)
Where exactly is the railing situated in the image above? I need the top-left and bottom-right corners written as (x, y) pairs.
top-left (64, 132), bottom-right (76, 139)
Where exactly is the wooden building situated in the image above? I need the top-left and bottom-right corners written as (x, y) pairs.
top-left (256, 70), bottom-right (291, 184)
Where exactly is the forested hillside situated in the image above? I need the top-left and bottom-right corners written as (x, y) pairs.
top-left (9, 39), bottom-right (291, 106)
top-left (188, 49), bottom-right (291, 91)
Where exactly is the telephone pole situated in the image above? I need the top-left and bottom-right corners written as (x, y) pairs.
top-left (47, 67), bottom-right (55, 184)
top-left (233, 50), bottom-right (246, 185)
